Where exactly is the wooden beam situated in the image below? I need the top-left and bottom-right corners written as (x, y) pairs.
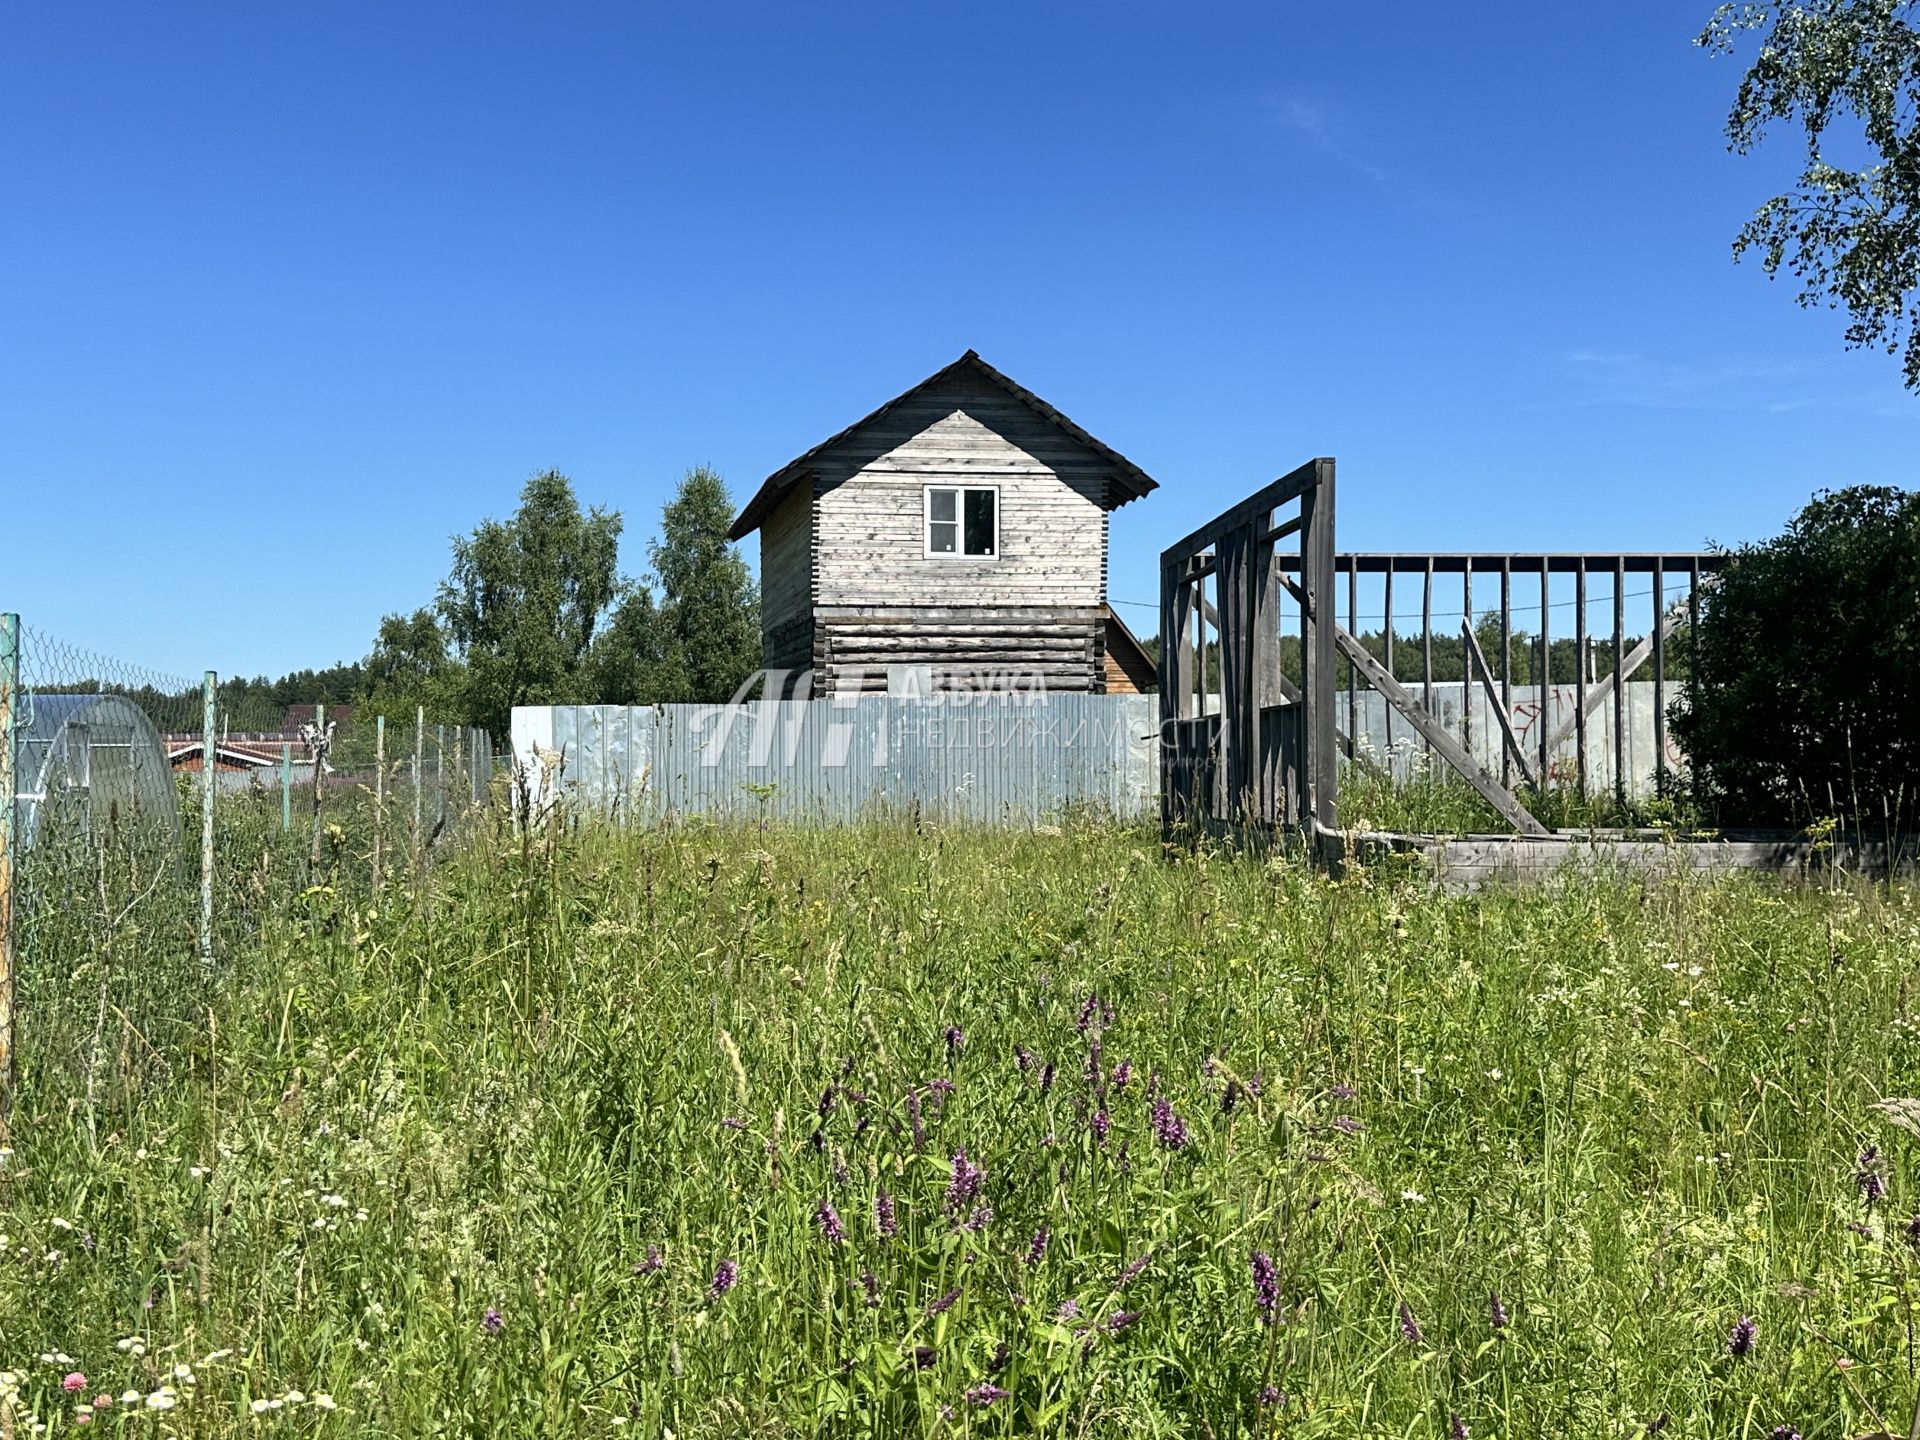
top-left (1334, 626), bottom-right (1550, 836)
top-left (1462, 618), bottom-right (1538, 788)
top-left (1159, 458), bottom-right (1325, 568)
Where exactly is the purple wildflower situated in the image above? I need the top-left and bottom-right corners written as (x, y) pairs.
top-left (1105, 1309), bottom-right (1140, 1334)
top-left (1451, 1414), bottom-right (1470, 1440)
top-left (635, 1244), bottom-right (665, 1276)
top-left (944, 1025), bottom-right (965, 1057)
top-left (1330, 1082), bottom-right (1356, 1100)
top-left (1767, 1428), bottom-right (1801, 1440)
top-left (960, 1204), bottom-right (994, 1233)
top-left (1332, 1115), bottom-right (1365, 1134)
top-left (1489, 1290), bottom-right (1510, 1330)
top-left (815, 1197), bottom-right (846, 1244)
top-left (818, 1086), bottom-right (837, 1118)
top-left (1014, 1044), bottom-right (1034, 1072)
top-left (1905, 1214), bottom-right (1920, 1249)
top-left (1113, 1251), bottom-right (1153, 1290)
top-left (1221, 1078), bottom-right (1242, 1115)
top-left (927, 1076), bottom-right (956, 1103)
top-left (720, 1115), bottom-right (747, 1131)
top-left (1057, 1298), bottom-right (1081, 1319)
top-left (912, 1346), bottom-right (938, 1371)
top-left (1258, 1385), bottom-right (1283, 1406)
top-left (707, 1259), bottom-right (739, 1301)
top-left (1645, 1415), bottom-right (1671, 1435)
top-left (937, 1404), bottom-right (955, 1421)
top-left (1397, 1300), bottom-right (1423, 1345)
top-left (1039, 1061), bottom-right (1057, 1093)
top-left (1111, 1059), bottom-right (1133, 1091)
top-left (859, 1269), bottom-right (880, 1308)
top-left (875, 1189), bottom-right (899, 1238)
top-left (988, 1341), bottom-right (1011, 1374)
top-left (1076, 993), bottom-right (1100, 1033)
top-left (481, 1305), bottom-right (504, 1336)
top-left (1092, 1109), bottom-right (1111, 1146)
top-left (965, 1383), bottom-right (1009, 1408)
top-left (1857, 1145), bottom-right (1887, 1206)
top-left (945, 1148), bottom-right (986, 1216)
top-left (1084, 1035), bottom-right (1104, 1088)
top-left (1024, 1226), bottom-right (1051, 1267)
top-left (1150, 1095), bottom-right (1190, 1150)
top-left (906, 1088), bottom-right (926, 1152)
top-left (1728, 1315), bottom-right (1757, 1359)
top-left (927, 1287), bottom-right (962, 1317)
top-left (1250, 1250), bottom-right (1279, 1324)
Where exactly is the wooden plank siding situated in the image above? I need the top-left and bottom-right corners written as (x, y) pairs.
top-left (734, 354), bottom-right (1156, 699)
top-left (758, 480), bottom-right (814, 673)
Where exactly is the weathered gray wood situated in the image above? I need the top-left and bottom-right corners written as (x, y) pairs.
top-left (1346, 559), bottom-right (1359, 762)
top-left (1421, 558), bottom-right (1434, 755)
top-left (1299, 461), bottom-right (1338, 833)
top-left (1160, 458), bottom-right (1325, 569)
top-left (1538, 559), bottom-right (1550, 787)
top-left (1333, 626), bottom-right (1549, 836)
top-left (1382, 565), bottom-right (1395, 753)
top-left (1652, 556), bottom-right (1666, 793)
top-left (1462, 618), bottom-right (1538, 787)
top-left (1612, 558), bottom-right (1626, 807)
top-left (1499, 559), bottom-right (1512, 787)
top-left (1574, 561), bottom-right (1587, 795)
top-left (1461, 560), bottom-right (1473, 758)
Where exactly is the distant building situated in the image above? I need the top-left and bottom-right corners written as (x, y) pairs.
top-left (283, 702), bottom-right (352, 732)
top-left (728, 351), bottom-right (1158, 696)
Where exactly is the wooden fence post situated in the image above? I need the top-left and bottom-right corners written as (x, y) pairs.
top-left (373, 714), bottom-right (385, 894)
top-left (412, 705), bottom-right (424, 869)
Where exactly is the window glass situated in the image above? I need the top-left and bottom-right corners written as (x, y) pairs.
top-left (929, 489), bottom-right (956, 523)
top-left (963, 489), bottom-right (996, 555)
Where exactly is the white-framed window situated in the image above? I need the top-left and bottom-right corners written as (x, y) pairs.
top-left (924, 484), bottom-right (999, 558)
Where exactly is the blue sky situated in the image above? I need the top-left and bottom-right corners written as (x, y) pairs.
top-left (3, 2), bottom-right (1913, 681)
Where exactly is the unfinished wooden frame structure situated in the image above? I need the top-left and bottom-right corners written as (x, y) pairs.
top-left (1278, 552), bottom-right (1729, 804)
top-left (1160, 460), bottom-right (1730, 847)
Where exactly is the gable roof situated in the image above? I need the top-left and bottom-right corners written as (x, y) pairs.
top-left (728, 350), bottom-right (1159, 541)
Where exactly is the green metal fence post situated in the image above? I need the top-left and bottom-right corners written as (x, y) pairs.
top-left (200, 671), bottom-right (216, 967)
top-left (0, 614), bottom-right (19, 1130)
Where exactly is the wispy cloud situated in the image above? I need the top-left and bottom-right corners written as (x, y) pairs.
top-left (1261, 91), bottom-right (1391, 182)
top-left (1547, 348), bottom-right (1920, 418)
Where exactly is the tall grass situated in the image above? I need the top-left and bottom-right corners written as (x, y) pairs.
top-left (2, 811), bottom-right (1917, 1437)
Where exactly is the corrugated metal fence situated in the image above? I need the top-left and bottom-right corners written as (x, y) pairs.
top-left (511, 695), bottom-right (1159, 824)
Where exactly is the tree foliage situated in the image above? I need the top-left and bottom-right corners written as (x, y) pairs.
top-left (1701, 2), bottom-right (1920, 387)
top-left (1670, 484), bottom-right (1920, 826)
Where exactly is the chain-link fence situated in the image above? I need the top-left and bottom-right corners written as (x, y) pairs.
top-left (0, 614), bottom-right (499, 1129)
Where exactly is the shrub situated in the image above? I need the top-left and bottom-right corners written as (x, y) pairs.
top-left (1671, 485), bottom-right (1920, 828)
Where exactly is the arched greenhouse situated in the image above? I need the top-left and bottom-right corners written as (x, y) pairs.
top-left (13, 693), bottom-right (182, 855)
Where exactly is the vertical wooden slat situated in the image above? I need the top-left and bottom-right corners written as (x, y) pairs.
top-left (1461, 560), bottom-right (1474, 760)
top-left (1652, 556), bottom-right (1667, 794)
top-left (1538, 559), bottom-right (1551, 787)
top-left (1499, 559), bottom-right (1512, 786)
top-left (1158, 559), bottom-right (1194, 830)
top-left (1382, 565), bottom-right (1395, 756)
top-left (1422, 558), bottom-right (1434, 757)
top-left (200, 671), bottom-right (216, 966)
top-left (1300, 460), bottom-right (1338, 834)
top-left (1346, 558), bottom-right (1359, 764)
top-left (1574, 561), bottom-right (1588, 797)
top-left (1612, 557), bottom-right (1626, 806)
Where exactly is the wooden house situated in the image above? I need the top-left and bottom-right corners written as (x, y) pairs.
top-left (728, 351), bottom-right (1159, 695)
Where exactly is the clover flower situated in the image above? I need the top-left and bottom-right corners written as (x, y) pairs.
top-left (63, 1374), bottom-right (86, 1393)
